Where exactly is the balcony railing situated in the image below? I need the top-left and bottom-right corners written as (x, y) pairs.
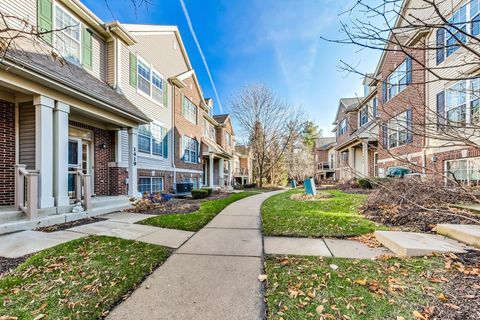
top-left (233, 168), bottom-right (249, 176)
top-left (15, 164), bottom-right (39, 220)
top-left (316, 162), bottom-right (335, 171)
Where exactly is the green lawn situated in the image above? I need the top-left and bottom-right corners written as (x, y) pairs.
top-left (0, 236), bottom-right (171, 319)
top-left (265, 255), bottom-right (444, 320)
top-left (262, 189), bottom-right (380, 237)
top-left (140, 191), bottom-right (260, 231)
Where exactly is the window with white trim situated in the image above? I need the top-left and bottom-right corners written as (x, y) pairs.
top-left (446, 157), bottom-right (480, 184)
top-left (183, 136), bottom-right (198, 163)
top-left (387, 111), bottom-right (408, 149)
top-left (204, 120), bottom-right (216, 140)
top-left (359, 105), bottom-right (369, 127)
top-left (183, 97), bottom-right (197, 124)
top-left (138, 177), bottom-right (164, 194)
top-left (339, 118), bottom-right (347, 136)
top-left (372, 97), bottom-right (378, 117)
top-left (471, 78), bottom-right (480, 123)
top-left (225, 132), bottom-right (231, 146)
top-left (472, 0), bottom-right (480, 36)
top-left (137, 57), bottom-right (165, 104)
top-left (54, 4), bottom-right (81, 63)
top-left (138, 123), bottom-right (164, 156)
top-left (387, 60), bottom-right (407, 100)
top-left (445, 80), bottom-right (467, 125)
top-left (446, 5), bottom-right (467, 57)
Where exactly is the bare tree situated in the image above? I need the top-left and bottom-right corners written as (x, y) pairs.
top-left (231, 84), bottom-right (305, 187)
top-left (323, 0), bottom-right (480, 186)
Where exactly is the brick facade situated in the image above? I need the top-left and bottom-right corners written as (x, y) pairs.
top-left (173, 77), bottom-right (204, 173)
top-left (109, 167), bottom-right (128, 196)
top-left (0, 101), bottom-right (15, 205)
top-left (69, 121), bottom-right (115, 196)
top-left (376, 44), bottom-right (426, 173)
top-left (138, 169), bottom-right (175, 193)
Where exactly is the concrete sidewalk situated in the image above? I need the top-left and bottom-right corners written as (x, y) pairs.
top-left (107, 191), bottom-right (284, 320)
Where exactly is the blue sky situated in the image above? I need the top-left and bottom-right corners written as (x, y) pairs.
top-left (83, 0), bottom-right (381, 136)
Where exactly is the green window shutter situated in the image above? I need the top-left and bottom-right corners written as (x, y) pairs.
top-left (37, 0), bottom-right (53, 44)
top-left (82, 27), bottom-right (93, 69)
top-left (129, 52), bottom-right (137, 87)
top-left (163, 81), bottom-right (168, 107)
top-left (163, 128), bottom-right (168, 158)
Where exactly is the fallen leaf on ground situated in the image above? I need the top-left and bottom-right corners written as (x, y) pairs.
top-left (258, 274), bottom-right (268, 282)
top-left (316, 305), bottom-right (324, 314)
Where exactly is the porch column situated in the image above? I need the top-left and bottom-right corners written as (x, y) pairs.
top-left (34, 95), bottom-right (55, 209)
top-left (209, 154), bottom-right (214, 187)
top-left (362, 141), bottom-right (369, 177)
top-left (219, 158), bottom-right (225, 187)
top-left (348, 147), bottom-right (355, 179)
top-left (53, 101), bottom-right (70, 208)
top-left (228, 160), bottom-right (233, 188)
top-left (128, 127), bottom-right (138, 197)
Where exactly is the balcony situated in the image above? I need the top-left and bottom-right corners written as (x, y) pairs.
top-left (316, 162), bottom-right (335, 172)
top-left (233, 168), bottom-right (249, 176)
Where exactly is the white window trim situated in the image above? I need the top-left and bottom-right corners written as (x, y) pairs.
top-left (387, 110), bottom-right (409, 149)
top-left (339, 118), bottom-right (347, 136)
top-left (53, 2), bottom-right (82, 64)
top-left (358, 105), bottom-right (369, 127)
top-left (183, 135), bottom-right (198, 164)
top-left (136, 55), bottom-right (165, 108)
top-left (387, 60), bottom-right (407, 101)
top-left (138, 176), bottom-right (164, 193)
top-left (183, 97), bottom-right (197, 124)
top-left (138, 121), bottom-right (165, 158)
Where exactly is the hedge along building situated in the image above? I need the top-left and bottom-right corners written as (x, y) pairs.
top-left (0, 0), bottom-right (150, 232)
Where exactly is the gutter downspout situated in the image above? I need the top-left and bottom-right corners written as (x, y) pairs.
top-left (171, 79), bottom-right (177, 189)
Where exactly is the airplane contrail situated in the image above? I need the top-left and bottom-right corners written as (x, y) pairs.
top-left (179, 0), bottom-right (224, 114)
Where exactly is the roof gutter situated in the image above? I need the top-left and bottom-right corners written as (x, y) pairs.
top-left (1, 58), bottom-right (149, 124)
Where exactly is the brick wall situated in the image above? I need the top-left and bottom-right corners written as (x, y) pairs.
top-left (173, 77), bottom-right (204, 172)
top-left (69, 121), bottom-right (115, 196)
top-left (377, 44), bottom-right (426, 172)
top-left (336, 105), bottom-right (358, 147)
top-left (138, 169), bottom-right (174, 193)
top-left (109, 167), bottom-right (128, 196)
top-left (0, 101), bottom-right (15, 205)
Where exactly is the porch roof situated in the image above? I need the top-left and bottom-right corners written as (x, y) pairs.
top-left (3, 43), bottom-right (149, 124)
top-left (335, 121), bottom-right (379, 151)
top-left (202, 138), bottom-right (233, 159)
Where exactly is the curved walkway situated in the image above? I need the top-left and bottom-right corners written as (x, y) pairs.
top-left (107, 191), bottom-right (284, 320)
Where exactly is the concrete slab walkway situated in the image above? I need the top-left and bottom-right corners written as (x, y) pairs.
top-left (264, 236), bottom-right (391, 258)
top-left (107, 191), bottom-right (285, 320)
top-left (0, 230), bottom-right (86, 258)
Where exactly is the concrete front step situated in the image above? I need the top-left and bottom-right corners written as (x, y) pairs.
top-left (374, 231), bottom-right (468, 257)
top-left (436, 224), bottom-right (480, 248)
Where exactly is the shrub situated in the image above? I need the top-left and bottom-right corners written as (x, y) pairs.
top-left (191, 189), bottom-right (209, 199)
top-left (202, 188), bottom-right (213, 196)
top-left (243, 183), bottom-right (258, 189)
top-left (357, 178), bottom-right (373, 189)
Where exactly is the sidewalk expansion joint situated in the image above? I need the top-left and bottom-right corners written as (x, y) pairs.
top-left (173, 252), bottom-right (262, 259)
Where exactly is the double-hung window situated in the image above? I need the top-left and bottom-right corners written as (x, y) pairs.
top-left (183, 97), bottom-right (197, 124)
top-left (54, 5), bottom-right (81, 63)
top-left (445, 80), bottom-right (467, 125)
top-left (138, 123), bottom-right (164, 156)
top-left (225, 132), bottom-right (231, 146)
top-left (204, 120), bottom-right (216, 140)
top-left (446, 5), bottom-right (467, 57)
top-left (137, 60), bottom-right (151, 96)
top-left (446, 157), bottom-right (480, 185)
top-left (182, 136), bottom-right (198, 163)
top-left (387, 60), bottom-right (407, 100)
top-left (471, 78), bottom-right (480, 123)
top-left (473, 0), bottom-right (480, 36)
top-left (137, 57), bottom-right (165, 104)
top-left (387, 111), bottom-right (409, 149)
top-left (138, 177), bottom-right (164, 194)
top-left (359, 105), bottom-right (369, 127)
top-left (339, 118), bottom-right (347, 136)
top-left (372, 97), bottom-right (378, 117)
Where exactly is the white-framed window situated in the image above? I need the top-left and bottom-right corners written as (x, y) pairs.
top-left (137, 56), bottom-right (165, 105)
top-left (182, 136), bottom-right (198, 163)
top-left (387, 60), bottom-right (407, 100)
top-left (472, 0), bottom-right (480, 36)
top-left (183, 97), bottom-right (197, 124)
top-left (387, 111), bottom-right (408, 149)
top-left (225, 132), bottom-right (231, 146)
top-left (446, 157), bottom-right (480, 184)
top-left (138, 177), bottom-right (164, 194)
top-left (359, 105), bottom-right (369, 127)
top-left (204, 120), bottom-right (216, 140)
top-left (138, 123), bottom-right (165, 156)
top-left (445, 80), bottom-right (467, 125)
top-left (372, 97), bottom-right (378, 117)
top-left (446, 4), bottom-right (467, 57)
top-left (54, 4), bottom-right (81, 63)
top-left (470, 78), bottom-right (480, 123)
top-left (182, 178), bottom-right (198, 189)
top-left (339, 118), bottom-right (347, 136)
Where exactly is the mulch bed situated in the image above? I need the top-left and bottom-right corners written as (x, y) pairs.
top-left (428, 251), bottom-right (480, 320)
top-left (0, 254), bottom-right (32, 277)
top-left (35, 217), bottom-right (106, 233)
top-left (139, 193), bottom-right (230, 216)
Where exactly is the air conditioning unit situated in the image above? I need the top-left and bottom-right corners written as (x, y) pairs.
top-left (176, 182), bottom-right (193, 193)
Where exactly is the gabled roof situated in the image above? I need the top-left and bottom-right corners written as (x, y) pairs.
top-left (3, 41), bottom-right (149, 123)
top-left (315, 137), bottom-right (336, 150)
top-left (213, 114), bottom-right (229, 124)
top-left (332, 97), bottom-right (363, 125)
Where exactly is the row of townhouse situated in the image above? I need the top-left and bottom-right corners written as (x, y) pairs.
top-left (314, 0), bottom-right (480, 184)
top-left (0, 0), bottom-right (251, 232)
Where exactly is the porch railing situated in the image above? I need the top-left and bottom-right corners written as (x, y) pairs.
top-left (234, 168), bottom-right (249, 176)
top-left (15, 164), bottom-right (39, 220)
top-left (317, 162), bottom-right (335, 171)
top-left (75, 168), bottom-right (92, 211)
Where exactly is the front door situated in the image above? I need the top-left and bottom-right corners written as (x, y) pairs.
top-left (68, 138), bottom-right (91, 198)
